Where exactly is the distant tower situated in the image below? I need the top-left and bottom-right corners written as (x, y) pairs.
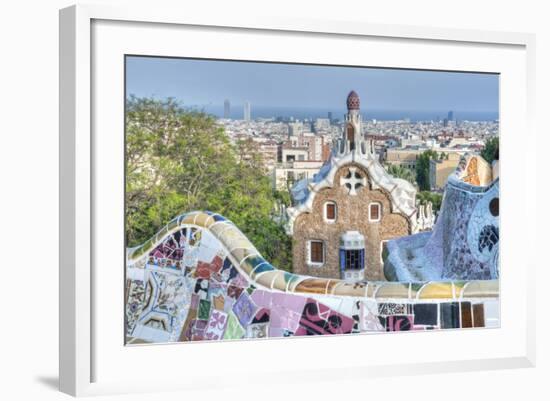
top-left (244, 101), bottom-right (251, 121)
top-left (447, 110), bottom-right (454, 121)
top-left (344, 90), bottom-right (361, 151)
top-left (224, 99), bottom-right (231, 118)
top-left (331, 90), bottom-right (374, 158)
top-left (328, 111), bottom-right (333, 122)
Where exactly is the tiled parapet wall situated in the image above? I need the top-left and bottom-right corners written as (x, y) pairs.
top-left (439, 176), bottom-right (499, 279)
top-left (126, 211), bottom-right (499, 343)
top-left (384, 170), bottom-right (499, 282)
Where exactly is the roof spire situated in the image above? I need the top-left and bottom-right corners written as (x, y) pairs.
top-left (346, 90), bottom-right (360, 110)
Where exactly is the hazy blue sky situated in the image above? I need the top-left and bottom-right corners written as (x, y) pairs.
top-left (126, 56), bottom-right (499, 115)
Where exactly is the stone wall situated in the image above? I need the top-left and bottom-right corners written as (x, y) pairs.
top-left (292, 164), bottom-right (410, 280)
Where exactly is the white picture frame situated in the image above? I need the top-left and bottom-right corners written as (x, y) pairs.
top-left (59, 4), bottom-right (536, 397)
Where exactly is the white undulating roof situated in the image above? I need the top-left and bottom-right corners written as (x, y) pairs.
top-left (286, 141), bottom-right (419, 235)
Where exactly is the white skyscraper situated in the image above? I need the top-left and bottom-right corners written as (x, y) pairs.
top-left (243, 101), bottom-right (251, 121)
top-left (223, 99), bottom-right (230, 119)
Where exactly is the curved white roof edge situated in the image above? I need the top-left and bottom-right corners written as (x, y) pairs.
top-left (286, 148), bottom-right (418, 235)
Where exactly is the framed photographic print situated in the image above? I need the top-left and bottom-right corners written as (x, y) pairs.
top-left (59, 4), bottom-right (536, 397)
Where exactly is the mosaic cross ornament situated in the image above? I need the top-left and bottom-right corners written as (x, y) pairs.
top-left (340, 167), bottom-right (366, 195)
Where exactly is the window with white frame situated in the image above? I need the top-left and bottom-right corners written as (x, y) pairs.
top-left (308, 240), bottom-right (325, 265)
top-left (343, 249), bottom-right (363, 270)
top-left (369, 202), bottom-right (382, 222)
top-left (324, 201), bottom-right (337, 222)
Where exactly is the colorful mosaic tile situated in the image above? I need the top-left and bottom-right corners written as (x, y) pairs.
top-left (205, 309), bottom-right (228, 340)
top-left (413, 303), bottom-right (438, 326)
top-left (232, 292), bottom-right (257, 327)
top-left (224, 312), bottom-right (245, 340)
top-left (125, 213), bottom-right (500, 344)
top-left (440, 302), bottom-right (460, 329)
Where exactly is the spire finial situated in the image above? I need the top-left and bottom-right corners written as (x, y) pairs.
top-left (346, 90), bottom-right (360, 110)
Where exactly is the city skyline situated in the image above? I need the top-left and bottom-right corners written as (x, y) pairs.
top-left (126, 56), bottom-right (499, 120)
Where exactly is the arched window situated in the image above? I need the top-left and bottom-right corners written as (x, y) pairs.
top-left (324, 201), bottom-right (337, 222)
top-left (369, 202), bottom-right (382, 222)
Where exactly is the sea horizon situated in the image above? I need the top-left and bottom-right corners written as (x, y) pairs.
top-left (193, 104), bottom-right (498, 122)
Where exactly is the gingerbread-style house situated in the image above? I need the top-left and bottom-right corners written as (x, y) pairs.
top-left (286, 91), bottom-right (433, 281)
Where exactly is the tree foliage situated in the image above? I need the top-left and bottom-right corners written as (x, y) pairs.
top-left (416, 191), bottom-right (443, 213)
top-left (386, 164), bottom-right (417, 186)
top-left (481, 136), bottom-right (499, 164)
top-left (415, 149), bottom-right (439, 191)
top-left (126, 96), bottom-right (292, 271)
top-left (273, 190), bottom-right (292, 208)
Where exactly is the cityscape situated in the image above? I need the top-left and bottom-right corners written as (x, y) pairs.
top-left (215, 101), bottom-right (498, 193)
top-left (124, 57), bottom-right (500, 343)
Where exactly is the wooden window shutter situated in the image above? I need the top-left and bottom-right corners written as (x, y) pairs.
top-left (326, 203), bottom-right (336, 220)
top-left (370, 203), bottom-right (380, 220)
top-left (310, 241), bottom-right (324, 263)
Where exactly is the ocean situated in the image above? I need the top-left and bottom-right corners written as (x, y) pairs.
top-left (200, 105), bottom-right (498, 122)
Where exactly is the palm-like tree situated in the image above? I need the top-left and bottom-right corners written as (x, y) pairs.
top-left (386, 164), bottom-right (417, 186)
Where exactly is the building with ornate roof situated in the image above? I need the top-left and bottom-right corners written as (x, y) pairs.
top-left (286, 91), bottom-right (434, 281)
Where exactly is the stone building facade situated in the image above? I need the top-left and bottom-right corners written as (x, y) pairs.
top-left (286, 91), bottom-right (433, 281)
top-left (290, 163), bottom-right (411, 280)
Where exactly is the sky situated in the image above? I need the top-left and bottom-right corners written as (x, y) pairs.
top-left (126, 56), bottom-right (499, 119)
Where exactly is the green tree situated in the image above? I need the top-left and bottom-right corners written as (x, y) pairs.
top-left (273, 190), bottom-right (292, 208)
top-left (126, 96), bottom-right (292, 271)
top-left (386, 164), bottom-right (417, 186)
top-left (481, 136), bottom-right (499, 164)
top-left (415, 149), bottom-right (439, 191)
top-left (416, 191), bottom-right (443, 213)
